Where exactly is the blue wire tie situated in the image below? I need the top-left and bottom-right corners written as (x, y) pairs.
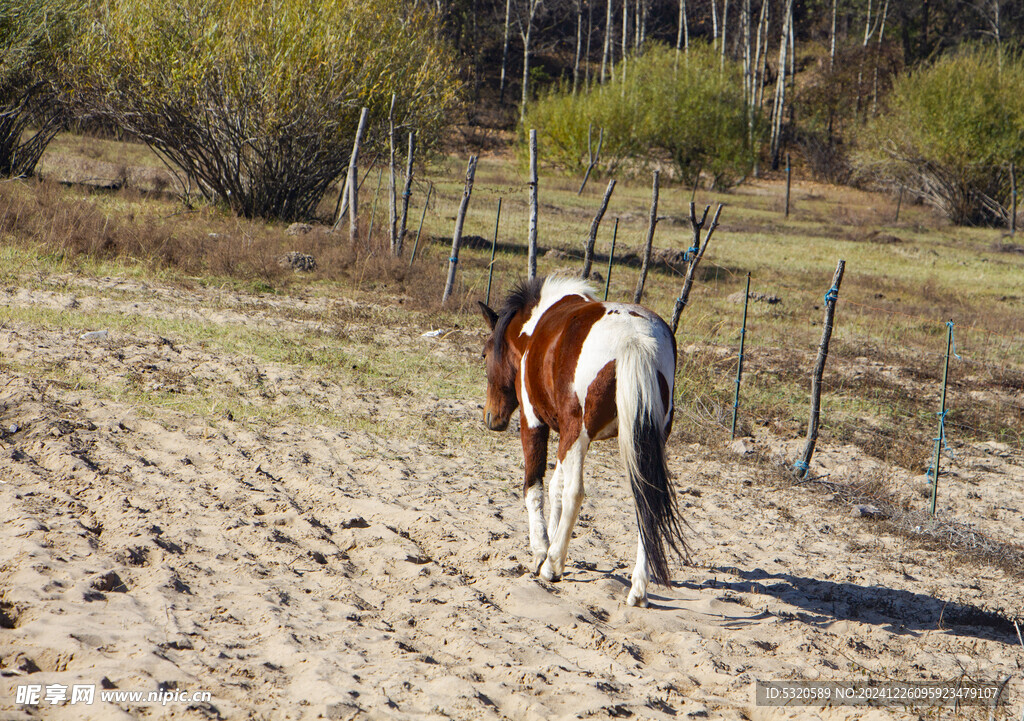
top-left (793, 460), bottom-right (809, 472)
top-left (934, 408), bottom-right (952, 453)
top-left (947, 320), bottom-right (962, 360)
top-left (824, 285), bottom-right (839, 304)
top-left (449, 256), bottom-right (458, 263)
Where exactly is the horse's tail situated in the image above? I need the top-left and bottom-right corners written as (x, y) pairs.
top-left (615, 333), bottom-right (686, 586)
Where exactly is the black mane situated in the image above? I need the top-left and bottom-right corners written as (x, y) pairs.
top-left (493, 276), bottom-right (545, 359)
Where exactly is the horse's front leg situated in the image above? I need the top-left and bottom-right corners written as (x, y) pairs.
top-left (521, 423), bottom-right (550, 574)
top-left (540, 432), bottom-right (589, 582)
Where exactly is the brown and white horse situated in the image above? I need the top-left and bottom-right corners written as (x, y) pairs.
top-left (479, 275), bottom-right (686, 607)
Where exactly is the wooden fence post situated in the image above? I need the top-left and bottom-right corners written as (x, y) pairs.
top-left (528, 129), bottom-right (539, 280)
top-left (582, 179), bottom-right (616, 278)
top-left (670, 203), bottom-right (724, 333)
top-left (1010, 161), bottom-right (1017, 236)
top-left (929, 320), bottom-right (954, 516)
top-left (784, 152), bottom-right (792, 218)
top-left (397, 131), bottom-right (415, 256)
top-left (409, 181), bottom-right (433, 267)
top-left (731, 272), bottom-right (751, 440)
top-left (894, 185), bottom-right (904, 223)
top-left (604, 218), bottom-right (619, 301)
top-left (577, 124), bottom-right (604, 195)
top-left (794, 259), bottom-right (845, 479)
top-left (486, 198), bottom-right (503, 306)
top-left (442, 156), bottom-right (478, 304)
top-left (388, 93), bottom-right (398, 254)
top-left (345, 107), bottom-right (369, 243)
top-left (633, 170), bottom-right (660, 304)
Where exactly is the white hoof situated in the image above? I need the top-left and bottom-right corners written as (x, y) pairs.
top-left (539, 558), bottom-right (560, 582)
top-left (626, 588), bottom-right (649, 607)
top-left (532, 552), bottom-right (547, 576)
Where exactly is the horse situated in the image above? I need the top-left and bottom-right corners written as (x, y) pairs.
top-left (478, 274), bottom-right (687, 607)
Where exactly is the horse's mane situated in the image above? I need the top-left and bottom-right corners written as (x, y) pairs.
top-left (493, 276), bottom-right (545, 360)
top-left (493, 274), bottom-right (597, 359)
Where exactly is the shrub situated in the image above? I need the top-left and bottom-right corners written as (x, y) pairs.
top-left (525, 43), bottom-right (756, 189)
top-left (856, 47), bottom-right (1024, 226)
top-left (0, 0), bottom-right (84, 177)
top-left (64, 0), bottom-right (461, 221)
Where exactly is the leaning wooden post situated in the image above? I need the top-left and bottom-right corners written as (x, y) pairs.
top-left (894, 185), bottom-right (904, 223)
top-left (409, 181), bottom-right (433, 267)
top-left (793, 259), bottom-right (845, 479)
top-left (1010, 161), bottom-right (1017, 236)
top-left (486, 198), bottom-right (503, 306)
top-left (670, 203), bottom-right (723, 333)
top-left (581, 178), bottom-right (616, 278)
top-left (388, 93), bottom-right (398, 254)
top-left (784, 152), bottom-right (792, 218)
top-left (527, 129), bottom-right (539, 279)
top-left (731, 272), bottom-right (752, 440)
top-left (345, 107), bottom-right (370, 242)
top-left (604, 218), bottom-right (619, 301)
top-left (577, 124), bottom-right (604, 195)
top-left (633, 170), bottom-right (661, 304)
top-left (442, 156), bottom-right (478, 304)
top-left (397, 131), bottom-right (416, 256)
top-left (929, 320), bottom-right (954, 516)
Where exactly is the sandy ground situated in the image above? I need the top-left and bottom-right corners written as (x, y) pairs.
top-left (1, 272), bottom-right (1022, 720)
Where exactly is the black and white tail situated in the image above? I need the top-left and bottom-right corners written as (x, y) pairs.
top-left (615, 335), bottom-right (687, 586)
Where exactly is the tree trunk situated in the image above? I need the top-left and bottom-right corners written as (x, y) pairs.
top-left (721, 0), bottom-right (730, 68)
top-left (585, 1), bottom-right (593, 86)
top-left (499, 0), bottom-right (512, 103)
top-left (573, 0), bottom-right (583, 93)
top-left (676, 0), bottom-right (689, 55)
top-left (602, 0), bottom-right (612, 80)
top-left (769, 0), bottom-right (792, 169)
top-left (520, 20), bottom-right (533, 122)
top-left (621, 0), bottom-right (628, 86)
top-left (829, 0), bottom-right (838, 71)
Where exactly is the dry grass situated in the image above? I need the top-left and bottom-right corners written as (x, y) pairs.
top-left (0, 177), bottom-right (457, 311)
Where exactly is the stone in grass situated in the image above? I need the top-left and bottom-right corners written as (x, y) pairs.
top-left (278, 252), bottom-right (317, 272)
top-left (851, 504), bottom-right (886, 519)
top-left (729, 438), bottom-right (754, 456)
top-left (286, 222), bottom-right (314, 236)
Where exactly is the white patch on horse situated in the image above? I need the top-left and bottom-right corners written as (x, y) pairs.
top-left (574, 306), bottom-right (675, 425)
top-left (519, 350), bottom-right (543, 428)
top-left (520, 275), bottom-right (596, 338)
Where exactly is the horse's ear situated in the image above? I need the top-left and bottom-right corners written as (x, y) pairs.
top-left (478, 301), bottom-right (498, 330)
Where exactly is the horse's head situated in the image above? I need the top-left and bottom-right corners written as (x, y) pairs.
top-left (478, 301), bottom-right (520, 431)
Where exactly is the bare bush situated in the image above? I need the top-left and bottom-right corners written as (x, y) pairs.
top-left (63, 0), bottom-right (460, 222)
top-left (0, 0), bottom-right (83, 177)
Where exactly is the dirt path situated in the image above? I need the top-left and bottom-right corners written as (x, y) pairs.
top-left (1, 273), bottom-right (1021, 720)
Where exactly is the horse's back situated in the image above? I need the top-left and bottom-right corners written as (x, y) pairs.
top-left (522, 296), bottom-right (675, 440)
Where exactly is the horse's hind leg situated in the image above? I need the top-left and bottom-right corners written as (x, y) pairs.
top-left (626, 535), bottom-right (650, 607)
top-left (540, 435), bottom-right (589, 582)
